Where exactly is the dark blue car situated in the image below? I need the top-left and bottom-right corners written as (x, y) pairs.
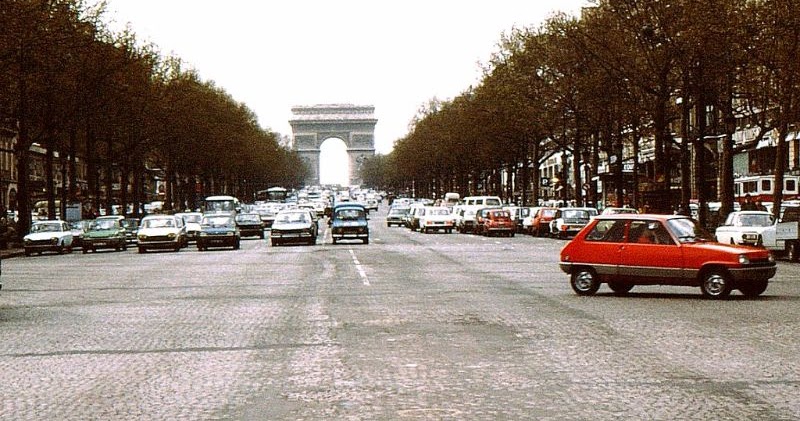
top-left (331, 204), bottom-right (369, 245)
top-left (197, 214), bottom-right (241, 251)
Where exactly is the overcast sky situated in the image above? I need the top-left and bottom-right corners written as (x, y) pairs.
top-left (104, 1), bottom-right (588, 155)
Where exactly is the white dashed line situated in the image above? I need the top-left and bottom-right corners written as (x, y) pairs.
top-left (349, 249), bottom-right (370, 286)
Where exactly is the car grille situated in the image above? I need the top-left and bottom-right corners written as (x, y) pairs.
top-left (27, 239), bottom-right (57, 246)
top-left (748, 257), bottom-right (775, 267)
top-left (141, 235), bottom-right (173, 242)
top-left (274, 228), bottom-right (311, 236)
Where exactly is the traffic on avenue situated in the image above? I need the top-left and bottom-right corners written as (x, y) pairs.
top-left (1, 203), bottom-right (799, 419)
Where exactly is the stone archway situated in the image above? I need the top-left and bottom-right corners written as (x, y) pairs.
top-left (289, 104), bottom-right (377, 186)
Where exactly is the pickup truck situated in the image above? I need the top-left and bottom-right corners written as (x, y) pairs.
top-left (763, 212), bottom-right (800, 260)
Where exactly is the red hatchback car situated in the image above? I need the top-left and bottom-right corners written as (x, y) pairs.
top-left (559, 214), bottom-right (777, 299)
top-left (475, 208), bottom-right (516, 237)
top-left (528, 207), bottom-right (558, 236)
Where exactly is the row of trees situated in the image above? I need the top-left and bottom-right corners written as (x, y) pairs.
top-left (1, 0), bottom-right (306, 236)
top-left (364, 0), bottom-right (800, 225)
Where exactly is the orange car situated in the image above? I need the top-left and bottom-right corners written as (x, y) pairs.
top-left (528, 207), bottom-right (558, 236)
top-left (475, 208), bottom-right (516, 237)
top-left (559, 214), bottom-right (776, 299)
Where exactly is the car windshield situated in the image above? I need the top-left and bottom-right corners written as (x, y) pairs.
top-left (202, 216), bottom-right (234, 227)
top-left (336, 209), bottom-right (364, 220)
top-left (31, 222), bottom-right (62, 232)
top-left (667, 218), bottom-right (714, 243)
top-left (736, 214), bottom-right (773, 227)
top-left (563, 210), bottom-right (590, 220)
top-left (542, 209), bottom-right (556, 218)
top-left (182, 214), bottom-right (202, 223)
top-left (485, 198), bottom-right (502, 206)
top-left (430, 208), bottom-right (451, 216)
top-left (122, 219), bottom-right (139, 229)
top-left (142, 218), bottom-right (175, 229)
top-left (236, 214), bottom-right (261, 223)
top-left (90, 219), bottom-right (118, 230)
top-left (276, 212), bottom-right (309, 223)
top-left (389, 208), bottom-right (409, 216)
top-left (490, 210), bottom-right (510, 218)
top-left (70, 221), bottom-right (87, 230)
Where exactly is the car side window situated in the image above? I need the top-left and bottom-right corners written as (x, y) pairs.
top-left (585, 220), bottom-right (625, 242)
top-left (628, 220), bottom-right (674, 245)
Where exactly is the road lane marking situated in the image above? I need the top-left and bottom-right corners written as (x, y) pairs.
top-left (349, 249), bottom-right (370, 286)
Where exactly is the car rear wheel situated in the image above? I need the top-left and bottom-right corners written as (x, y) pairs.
top-left (138, 246), bottom-right (145, 254)
top-left (608, 281), bottom-right (634, 295)
top-left (700, 270), bottom-right (733, 299)
top-left (570, 267), bottom-right (600, 296)
top-left (738, 280), bottom-right (768, 297)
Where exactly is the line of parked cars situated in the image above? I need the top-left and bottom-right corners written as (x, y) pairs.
top-left (388, 196), bottom-right (629, 240)
top-left (23, 209), bottom-right (274, 256)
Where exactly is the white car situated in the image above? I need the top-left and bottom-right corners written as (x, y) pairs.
top-left (550, 207), bottom-right (598, 239)
top-left (454, 207), bottom-right (478, 233)
top-left (23, 220), bottom-right (74, 256)
top-left (418, 206), bottom-right (455, 233)
top-left (714, 211), bottom-right (774, 246)
top-left (176, 212), bottom-right (203, 242)
top-left (137, 214), bottom-right (187, 253)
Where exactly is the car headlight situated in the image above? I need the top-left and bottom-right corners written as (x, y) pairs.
top-left (138, 234), bottom-right (147, 240)
top-left (167, 233), bottom-right (176, 239)
top-left (768, 253), bottom-right (775, 263)
top-left (51, 237), bottom-right (59, 245)
top-left (738, 254), bottom-right (751, 265)
top-left (199, 232), bottom-right (208, 237)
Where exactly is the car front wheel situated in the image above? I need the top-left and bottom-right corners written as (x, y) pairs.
top-left (700, 270), bottom-right (733, 299)
top-left (570, 267), bottom-right (600, 296)
top-left (738, 280), bottom-right (768, 297)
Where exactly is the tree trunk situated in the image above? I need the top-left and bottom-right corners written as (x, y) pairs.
top-left (45, 132), bottom-right (56, 219)
top-left (774, 121), bottom-right (789, 221)
top-left (680, 98), bottom-right (692, 216)
top-left (694, 95), bottom-right (708, 227)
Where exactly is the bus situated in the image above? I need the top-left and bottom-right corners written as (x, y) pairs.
top-left (734, 174), bottom-right (800, 204)
top-left (203, 195), bottom-right (240, 215)
top-left (256, 187), bottom-right (288, 203)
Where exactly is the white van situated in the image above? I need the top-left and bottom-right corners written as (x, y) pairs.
top-left (462, 196), bottom-right (503, 207)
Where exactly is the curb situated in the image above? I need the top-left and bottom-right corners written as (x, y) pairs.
top-left (0, 248), bottom-right (25, 259)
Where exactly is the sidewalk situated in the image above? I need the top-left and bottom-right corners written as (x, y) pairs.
top-left (0, 245), bottom-right (25, 259)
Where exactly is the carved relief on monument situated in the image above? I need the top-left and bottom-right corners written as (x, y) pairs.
top-left (294, 134), bottom-right (317, 150)
top-left (351, 133), bottom-right (374, 150)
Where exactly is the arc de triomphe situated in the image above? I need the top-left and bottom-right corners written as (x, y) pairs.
top-left (289, 104), bottom-right (377, 186)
